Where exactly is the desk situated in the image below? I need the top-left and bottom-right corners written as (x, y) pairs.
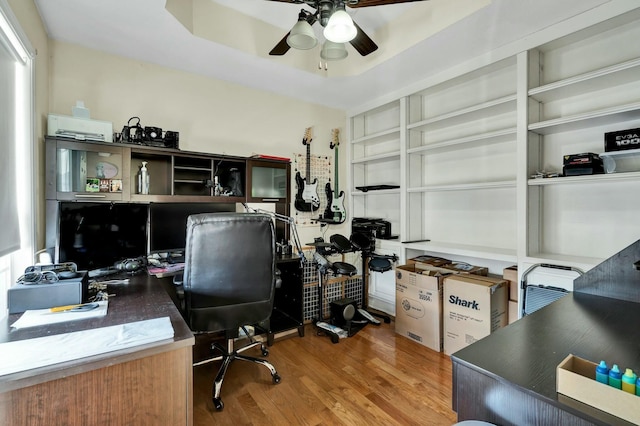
top-left (0, 273), bottom-right (194, 426)
top-left (451, 292), bottom-right (640, 426)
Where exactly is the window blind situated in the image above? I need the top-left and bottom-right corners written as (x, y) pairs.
top-left (0, 37), bottom-right (20, 257)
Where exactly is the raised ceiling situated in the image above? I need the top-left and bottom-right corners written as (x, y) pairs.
top-left (35, 0), bottom-right (608, 111)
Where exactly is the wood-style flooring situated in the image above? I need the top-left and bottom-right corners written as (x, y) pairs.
top-left (193, 319), bottom-right (457, 425)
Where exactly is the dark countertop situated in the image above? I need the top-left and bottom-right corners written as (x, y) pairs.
top-left (0, 272), bottom-right (194, 392)
top-left (451, 292), bottom-right (640, 414)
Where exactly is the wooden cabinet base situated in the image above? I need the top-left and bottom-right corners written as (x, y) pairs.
top-left (0, 346), bottom-right (193, 426)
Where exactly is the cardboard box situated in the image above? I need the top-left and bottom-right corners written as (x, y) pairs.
top-left (443, 274), bottom-right (508, 355)
top-left (395, 264), bottom-right (457, 352)
top-left (604, 127), bottom-right (640, 152)
top-left (444, 261), bottom-right (488, 276)
top-left (557, 354), bottom-right (640, 425)
top-left (407, 255), bottom-right (450, 268)
top-left (508, 300), bottom-right (518, 324)
top-left (503, 265), bottom-right (518, 301)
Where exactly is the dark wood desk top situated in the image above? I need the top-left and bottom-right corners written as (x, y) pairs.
top-left (0, 273), bottom-right (194, 392)
top-left (451, 292), bottom-right (640, 417)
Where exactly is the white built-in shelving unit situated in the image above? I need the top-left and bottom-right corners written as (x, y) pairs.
top-left (347, 4), bottom-right (640, 313)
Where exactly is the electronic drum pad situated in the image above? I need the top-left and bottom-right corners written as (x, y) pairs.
top-left (332, 262), bottom-right (357, 276)
top-left (329, 234), bottom-right (353, 253)
top-left (369, 257), bottom-right (392, 273)
top-left (350, 232), bottom-right (373, 252)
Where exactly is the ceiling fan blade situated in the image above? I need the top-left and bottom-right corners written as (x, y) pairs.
top-left (347, 0), bottom-right (427, 7)
top-left (270, 33), bottom-right (292, 56)
top-left (350, 20), bottom-right (378, 56)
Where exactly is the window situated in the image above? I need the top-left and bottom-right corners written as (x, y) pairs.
top-left (0, 1), bottom-right (35, 320)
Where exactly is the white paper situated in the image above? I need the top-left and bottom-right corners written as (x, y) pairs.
top-left (0, 316), bottom-right (174, 377)
top-left (10, 301), bottom-right (109, 329)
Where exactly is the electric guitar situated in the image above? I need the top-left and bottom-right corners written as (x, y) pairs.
top-left (324, 129), bottom-right (346, 223)
top-left (294, 127), bottom-right (320, 212)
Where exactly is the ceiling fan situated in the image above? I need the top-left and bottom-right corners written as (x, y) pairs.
top-left (267, 0), bottom-right (426, 59)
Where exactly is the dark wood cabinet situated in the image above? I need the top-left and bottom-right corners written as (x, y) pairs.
top-left (246, 158), bottom-right (291, 204)
top-left (46, 137), bottom-right (249, 204)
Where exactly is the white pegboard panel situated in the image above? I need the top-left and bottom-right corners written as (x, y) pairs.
top-left (293, 152), bottom-right (332, 226)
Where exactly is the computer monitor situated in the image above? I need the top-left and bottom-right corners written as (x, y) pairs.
top-left (148, 202), bottom-right (236, 256)
top-left (57, 202), bottom-right (149, 271)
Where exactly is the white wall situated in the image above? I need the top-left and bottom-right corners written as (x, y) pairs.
top-left (47, 41), bottom-right (352, 245)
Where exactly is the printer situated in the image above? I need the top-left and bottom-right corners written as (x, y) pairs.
top-left (48, 114), bottom-right (113, 142)
top-left (352, 217), bottom-right (394, 240)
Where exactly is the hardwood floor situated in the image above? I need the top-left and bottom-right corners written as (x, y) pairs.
top-left (193, 320), bottom-right (457, 425)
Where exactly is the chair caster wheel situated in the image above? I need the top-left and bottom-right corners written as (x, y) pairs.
top-left (213, 397), bottom-right (224, 411)
top-left (261, 347), bottom-right (269, 357)
top-left (273, 374), bottom-right (281, 384)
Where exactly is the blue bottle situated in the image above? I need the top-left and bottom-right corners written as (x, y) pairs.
top-left (636, 376), bottom-right (640, 396)
top-left (608, 364), bottom-right (622, 389)
top-left (595, 360), bottom-right (609, 384)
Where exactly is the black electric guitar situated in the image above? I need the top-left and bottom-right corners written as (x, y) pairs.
top-left (324, 129), bottom-right (346, 223)
top-left (294, 127), bottom-right (320, 212)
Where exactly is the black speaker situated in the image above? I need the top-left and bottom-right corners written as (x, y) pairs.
top-left (330, 298), bottom-right (358, 327)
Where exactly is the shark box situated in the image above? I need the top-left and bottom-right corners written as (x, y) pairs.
top-left (443, 274), bottom-right (508, 355)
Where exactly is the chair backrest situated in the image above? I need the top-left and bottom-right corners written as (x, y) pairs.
top-left (182, 212), bottom-right (276, 333)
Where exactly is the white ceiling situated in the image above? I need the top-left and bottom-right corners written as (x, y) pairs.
top-left (34, 0), bottom-right (608, 111)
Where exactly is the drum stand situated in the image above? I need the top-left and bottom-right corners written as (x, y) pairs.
top-left (311, 250), bottom-right (357, 344)
top-left (350, 232), bottom-right (397, 324)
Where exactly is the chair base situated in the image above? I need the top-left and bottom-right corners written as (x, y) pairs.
top-left (196, 329), bottom-right (281, 411)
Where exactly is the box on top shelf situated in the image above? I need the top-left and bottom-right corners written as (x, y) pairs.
top-left (562, 153), bottom-right (604, 176)
top-left (604, 127), bottom-right (640, 152)
top-left (443, 274), bottom-right (508, 356)
top-left (407, 255), bottom-right (451, 268)
top-left (503, 265), bottom-right (518, 301)
top-left (444, 261), bottom-right (488, 276)
top-left (395, 264), bottom-right (459, 352)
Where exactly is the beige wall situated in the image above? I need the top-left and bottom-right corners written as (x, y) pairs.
top-left (48, 41), bottom-right (345, 159)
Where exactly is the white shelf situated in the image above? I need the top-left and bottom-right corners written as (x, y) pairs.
top-left (403, 241), bottom-right (517, 263)
top-left (523, 253), bottom-right (603, 271)
top-left (351, 127), bottom-right (401, 145)
top-left (408, 94), bottom-right (516, 131)
top-left (351, 151), bottom-right (400, 164)
top-left (352, 188), bottom-right (401, 196)
top-left (528, 57), bottom-right (640, 103)
top-left (408, 180), bottom-right (516, 193)
top-left (407, 128), bottom-right (517, 154)
top-left (528, 101), bottom-right (640, 135)
top-left (528, 171), bottom-right (640, 186)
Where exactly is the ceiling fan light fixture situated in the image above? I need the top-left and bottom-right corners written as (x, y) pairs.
top-left (321, 40), bottom-right (348, 61)
top-left (323, 9), bottom-right (357, 43)
top-left (287, 20), bottom-right (317, 50)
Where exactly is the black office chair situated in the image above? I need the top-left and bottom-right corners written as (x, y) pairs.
top-left (181, 212), bottom-right (281, 411)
